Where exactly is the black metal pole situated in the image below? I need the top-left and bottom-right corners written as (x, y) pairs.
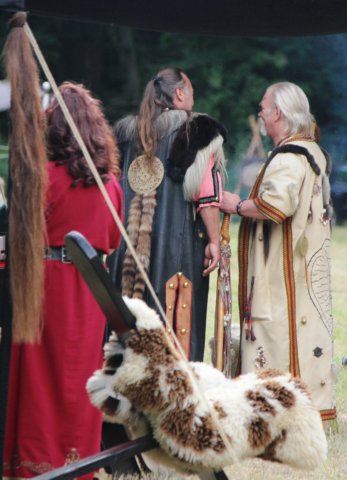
top-left (32, 435), bottom-right (158, 480)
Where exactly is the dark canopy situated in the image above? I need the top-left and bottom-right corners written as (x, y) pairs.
top-left (1, 0), bottom-right (347, 37)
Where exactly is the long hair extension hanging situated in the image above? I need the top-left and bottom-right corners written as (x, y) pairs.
top-left (3, 12), bottom-right (48, 343)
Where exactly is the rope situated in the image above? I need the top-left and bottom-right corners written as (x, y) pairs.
top-left (23, 22), bottom-right (166, 320)
top-left (23, 21), bottom-right (235, 462)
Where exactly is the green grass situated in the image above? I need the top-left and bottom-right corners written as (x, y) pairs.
top-left (205, 222), bottom-right (347, 479)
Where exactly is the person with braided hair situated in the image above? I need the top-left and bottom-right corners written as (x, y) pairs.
top-left (111, 68), bottom-right (228, 362)
top-left (221, 82), bottom-right (336, 426)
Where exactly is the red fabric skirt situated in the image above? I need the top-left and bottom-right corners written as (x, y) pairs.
top-left (4, 261), bottom-right (106, 478)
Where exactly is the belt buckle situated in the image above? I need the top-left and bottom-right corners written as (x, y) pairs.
top-left (61, 247), bottom-right (72, 264)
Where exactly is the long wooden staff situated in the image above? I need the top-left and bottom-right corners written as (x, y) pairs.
top-left (214, 213), bottom-right (233, 376)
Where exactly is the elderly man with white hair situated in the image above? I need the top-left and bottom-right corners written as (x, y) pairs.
top-left (222, 82), bottom-right (336, 426)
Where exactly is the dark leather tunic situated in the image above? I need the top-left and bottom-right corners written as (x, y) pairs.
top-left (110, 110), bottom-right (225, 360)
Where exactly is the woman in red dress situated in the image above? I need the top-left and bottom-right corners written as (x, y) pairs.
top-left (4, 82), bottom-right (123, 479)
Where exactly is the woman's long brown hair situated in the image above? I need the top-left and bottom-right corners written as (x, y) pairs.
top-left (46, 82), bottom-right (120, 184)
top-left (3, 12), bottom-right (48, 343)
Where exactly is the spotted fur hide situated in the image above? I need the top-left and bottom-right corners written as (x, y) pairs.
top-left (87, 298), bottom-right (327, 475)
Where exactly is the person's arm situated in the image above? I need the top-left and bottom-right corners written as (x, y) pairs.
top-left (192, 155), bottom-right (221, 276)
top-left (199, 205), bottom-right (220, 276)
top-left (220, 191), bottom-right (268, 220)
top-left (237, 199), bottom-right (269, 220)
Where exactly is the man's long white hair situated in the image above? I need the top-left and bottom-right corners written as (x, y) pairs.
top-left (269, 82), bottom-right (314, 136)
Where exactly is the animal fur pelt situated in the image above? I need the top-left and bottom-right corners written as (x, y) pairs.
top-left (167, 114), bottom-right (227, 183)
top-left (121, 192), bottom-right (157, 298)
top-left (266, 144), bottom-right (321, 175)
top-left (87, 298), bottom-right (327, 476)
top-left (115, 110), bottom-right (227, 187)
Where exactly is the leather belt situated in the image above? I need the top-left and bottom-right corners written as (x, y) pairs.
top-left (44, 246), bottom-right (105, 264)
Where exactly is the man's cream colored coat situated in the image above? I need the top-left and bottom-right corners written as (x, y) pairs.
top-left (238, 140), bottom-right (336, 420)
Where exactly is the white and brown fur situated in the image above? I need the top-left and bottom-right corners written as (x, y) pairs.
top-left (87, 298), bottom-right (327, 476)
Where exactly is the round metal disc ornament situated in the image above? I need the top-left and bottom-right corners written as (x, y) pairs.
top-left (128, 155), bottom-right (164, 194)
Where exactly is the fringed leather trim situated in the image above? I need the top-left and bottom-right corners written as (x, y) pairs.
top-left (167, 114), bottom-right (227, 183)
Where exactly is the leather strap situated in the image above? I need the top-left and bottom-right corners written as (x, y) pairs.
top-left (165, 272), bottom-right (192, 358)
top-left (44, 246), bottom-right (105, 263)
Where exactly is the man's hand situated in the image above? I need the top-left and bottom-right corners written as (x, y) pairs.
top-left (202, 241), bottom-right (220, 276)
top-left (199, 206), bottom-right (220, 276)
top-left (220, 191), bottom-right (241, 215)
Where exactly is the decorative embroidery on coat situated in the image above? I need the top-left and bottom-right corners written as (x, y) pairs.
top-left (312, 183), bottom-right (321, 195)
top-left (313, 347), bottom-right (323, 358)
top-left (254, 346), bottom-right (267, 369)
top-left (307, 238), bottom-right (333, 336)
top-left (65, 448), bottom-right (81, 464)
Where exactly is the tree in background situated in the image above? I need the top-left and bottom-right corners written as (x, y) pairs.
top-left (1, 13), bottom-right (347, 184)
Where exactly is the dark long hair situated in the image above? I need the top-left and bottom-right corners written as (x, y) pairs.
top-left (46, 82), bottom-right (121, 185)
top-left (137, 68), bottom-right (188, 161)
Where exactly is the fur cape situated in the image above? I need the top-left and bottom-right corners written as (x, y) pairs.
top-left (87, 298), bottom-right (327, 477)
top-left (115, 110), bottom-right (227, 201)
top-left (166, 113), bottom-right (227, 183)
top-left (116, 110), bottom-right (227, 301)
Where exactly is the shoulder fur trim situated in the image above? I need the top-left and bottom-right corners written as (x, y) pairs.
top-left (167, 114), bottom-right (227, 183)
top-left (114, 115), bottom-right (137, 144)
top-left (268, 144), bottom-right (321, 175)
top-left (183, 134), bottom-right (226, 201)
top-left (114, 110), bottom-right (188, 144)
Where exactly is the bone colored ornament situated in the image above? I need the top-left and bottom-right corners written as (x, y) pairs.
top-left (128, 155), bottom-right (164, 194)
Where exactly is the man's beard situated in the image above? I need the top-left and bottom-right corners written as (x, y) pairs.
top-left (259, 118), bottom-right (267, 136)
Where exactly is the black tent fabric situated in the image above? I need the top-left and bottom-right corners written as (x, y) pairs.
top-left (1, 0), bottom-right (347, 37)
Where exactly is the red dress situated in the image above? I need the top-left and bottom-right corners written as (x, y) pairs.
top-left (4, 162), bottom-right (123, 478)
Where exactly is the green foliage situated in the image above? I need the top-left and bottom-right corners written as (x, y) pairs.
top-left (1, 15), bottom-right (347, 173)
